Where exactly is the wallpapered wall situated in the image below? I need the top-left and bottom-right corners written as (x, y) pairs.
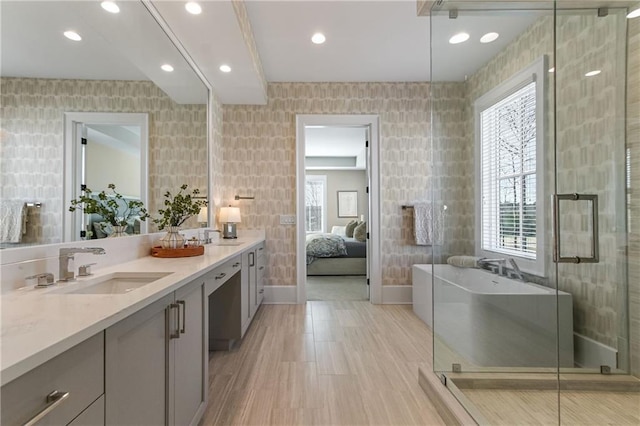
top-left (306, 170), bottom-right (368, 230)
top-left (446, 11), bottom-right (635, 369)
top-left (221, 83), bottom-right (432, 287)
top-left (0, 78), bottom-right (207, 244)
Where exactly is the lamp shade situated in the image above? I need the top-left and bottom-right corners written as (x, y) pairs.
top-left (219, 206), bottom-right (241, 223)
top-left (197, 206), bottom-right (208, 223)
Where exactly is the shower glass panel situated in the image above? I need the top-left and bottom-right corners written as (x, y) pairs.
top-left (555, 3), bottom-right (638, 424)
top-left (430, 1), bottom-right (639, 424)
top-left (430, 2), bottom-right (559, 423)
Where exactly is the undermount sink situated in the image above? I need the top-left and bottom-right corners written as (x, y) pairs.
top-left (53, 272), bottom-right (173, 295)
top-left (213, 241), bottom-right (245, 246)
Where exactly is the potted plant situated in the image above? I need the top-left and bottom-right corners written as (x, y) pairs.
top-left (154, 184), bottom-right (206, 248)
top-left (69, 184), bottom-right (150, 238)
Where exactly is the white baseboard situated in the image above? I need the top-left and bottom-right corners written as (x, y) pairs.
top-left (264, 285), bottom-right (297, 304)
top-left (264, 284), bottom-right (413, 305)
top-left (574, 332), bottom-right (618, 369)
top-left (381, 285), bottom-right (413, 304)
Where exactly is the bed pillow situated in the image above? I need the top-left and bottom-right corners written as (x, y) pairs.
top-left (330, 225), bottom-right (346, 236)
top-left (345, 220), bottom-right (359, 237)
top-left (354, 221), bottom-right (367, 242)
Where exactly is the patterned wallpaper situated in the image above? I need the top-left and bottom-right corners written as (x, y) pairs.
top-left (221, 82), bottom-right (432, 287)
top-left (452, 12), bottom-right (633, 359)
top-left (0, 78), bottom-right (207, 244)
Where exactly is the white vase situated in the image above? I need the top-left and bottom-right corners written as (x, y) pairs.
top-left (109, 225), bottom-right (128, 238)
top-left (160, 226), bottom-right (184, 249)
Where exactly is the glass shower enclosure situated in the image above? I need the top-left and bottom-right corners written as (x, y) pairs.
top-left (429, 1), bottom-right (639, 424)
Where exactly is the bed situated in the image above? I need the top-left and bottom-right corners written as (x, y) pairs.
top-left (306, 229), bottom-right (367, 276)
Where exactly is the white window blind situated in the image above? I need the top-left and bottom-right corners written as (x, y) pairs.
top-left (305, 175), bottom-right (326, 233)
top-left (480, 81), bottom-right (537, 258)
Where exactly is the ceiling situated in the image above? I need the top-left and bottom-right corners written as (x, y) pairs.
top-left (305, 126), bottom-right (367, 170)
top-left (2, 1), bottom-right (634, 105)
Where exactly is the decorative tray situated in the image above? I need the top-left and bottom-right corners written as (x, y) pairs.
top-left (150, 245), bottom-right (204, 258)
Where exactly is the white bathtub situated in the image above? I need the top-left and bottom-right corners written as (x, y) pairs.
top-left (413, 264), bottom-right (574, 368)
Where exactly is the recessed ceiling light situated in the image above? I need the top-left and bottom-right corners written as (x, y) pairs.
top-left (480, 32), bottom-right (499, 43)
top-left (311, 33), bottom-right (326, 44)
top-left (585, 70), bottom-right (601, 77)
top-left (449, 32), bottom-right (470, 44)
top-left (219, 65), bottom-right (231, 73)
top-left (63, 31), bottom-right (82, 41)
top-left (548, 67), bottom-right (555, 73)
top-left (627, 7), bottom-right (640, 18)
top-left (185, 2), bottom-right (202, 15)
top-left (101, 1), bottom-right (120, 13)
top-left (161, 64), bottom-right (174, 72)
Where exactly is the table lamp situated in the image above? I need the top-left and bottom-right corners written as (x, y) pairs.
top-left (219, 206), bottom-right (241, 239)
top-left (197, 206), bottom-right (208, 227)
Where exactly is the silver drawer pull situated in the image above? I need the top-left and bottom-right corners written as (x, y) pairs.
top-left (215, 273), bottom-right (227, 280)
top-left (258, 247), bottom-right (264, 251)
top-left (232, 262), bottom-right (240, 268)
top-left (23, 390), bottom-right (70, 426)
top-left (259, 266), bottom-right (264, 271)
top-left (177, 300), bottom-right (186, 334)
top-left (259, 289), bottom-right (264, 294)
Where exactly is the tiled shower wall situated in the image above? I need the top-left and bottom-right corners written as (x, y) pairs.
top-left (221, 82), bottom-right (432, 287)
top-left (627, 16), bottom-right (640, 378)
top-left (0, 78), bottom-right (207, 244)
top-left (452, 11), bottom-right (634, 362)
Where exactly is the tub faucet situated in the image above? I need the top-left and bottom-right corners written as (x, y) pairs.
top-left (508, 258), bottom-right (527, 282)
top-left (59, 247), bottom-right (105, 282)
top-left (480, 258), bottom-right (507, 275)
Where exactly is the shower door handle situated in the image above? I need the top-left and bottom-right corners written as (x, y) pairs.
top-left (553, 193), bottom-right (599, 264)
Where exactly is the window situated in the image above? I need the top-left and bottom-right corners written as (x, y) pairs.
top-left (305, 175), bottom-right (327, 233)
top-left (475, 56), bottom-right (546, 275)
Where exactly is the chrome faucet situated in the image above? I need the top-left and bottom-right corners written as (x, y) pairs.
top-left (508, 258), bottom-right (527, 282)
top-left (480, 258), bottom-right (507, 275)
top-left (59, 247), bottom-right (105, 282)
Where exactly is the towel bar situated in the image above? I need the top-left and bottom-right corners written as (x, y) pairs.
top-left (25, 202), bottom-right (42, 208)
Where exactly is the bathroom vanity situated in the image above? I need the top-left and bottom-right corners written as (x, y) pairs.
top-left (0, 235), bottom-right (265, 425)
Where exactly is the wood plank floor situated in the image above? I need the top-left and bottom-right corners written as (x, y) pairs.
top-left (200, 301), bottom-right (446, 425)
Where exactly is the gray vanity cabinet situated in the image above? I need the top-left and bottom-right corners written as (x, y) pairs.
top-left (173, 280), bottom-right (206, 426)
top-left (105, 279), bottom-right (205, 426)
top-left (0, 332), bottom-right (104, 426)
top-left (242, 242), bottom-right (265, 327)
top-left (105, 293), bottom-right (172, 425)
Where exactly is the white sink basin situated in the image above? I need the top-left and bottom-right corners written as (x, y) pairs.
top-left (213, 241), bottom-right (245, 246)
top-left (54, 272), bottom-right (173, 295)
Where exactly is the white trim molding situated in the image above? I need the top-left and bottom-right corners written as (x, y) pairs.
top-left (295, 114), bottom-right (381, 304)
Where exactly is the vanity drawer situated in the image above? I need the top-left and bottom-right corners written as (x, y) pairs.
top-left (1, 332), bottom-right (104, 426)
top-left (204, 255), bottom-right (241, 295)
top-left (256, 241), bottom-right (266, 258)
top-left (257, 253), bottom-right (267, 282)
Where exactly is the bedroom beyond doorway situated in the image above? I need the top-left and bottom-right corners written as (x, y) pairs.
top-left (296, 114), bottom-right (381, 304)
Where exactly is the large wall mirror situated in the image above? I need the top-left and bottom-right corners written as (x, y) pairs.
top-left (0, 0), bottom-right (209, 248)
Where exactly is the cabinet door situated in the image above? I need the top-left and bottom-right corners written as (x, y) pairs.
top-left (105, 294), bottom-right (172, 426)
top-left (257, 251), bottom-right (266, 306)
top-left (174, 281), bottom-right (206, 426)
top-left (247, 250), bottom-right (258, 318)
top-left (241, 252), bottom-right (250, 334)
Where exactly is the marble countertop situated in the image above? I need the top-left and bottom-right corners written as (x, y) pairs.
top-left (0, 235), bottom-right (264, 386)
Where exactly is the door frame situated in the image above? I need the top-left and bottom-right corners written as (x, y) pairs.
top-left (295, 114), bottom-right (381, 304)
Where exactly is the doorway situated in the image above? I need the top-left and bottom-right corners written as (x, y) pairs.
top-left (295, 115), bottom-right (381, 304)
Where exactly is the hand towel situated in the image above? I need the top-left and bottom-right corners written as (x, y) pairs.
top-left (1, 201), bottom-right (27, 243)
top-left (447, 255), bottom-right (482, 268)
top-left (413, 202), bottom-right (444, 246)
